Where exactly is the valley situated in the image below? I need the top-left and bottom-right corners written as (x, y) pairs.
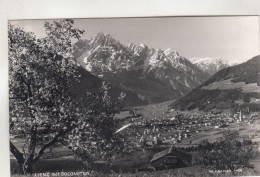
top-left (10, 100), bottom-right (260, 176)
top-left (9, 18), bottom-right (260, 176)
top-left (117, 101), bottom-right (260, 146)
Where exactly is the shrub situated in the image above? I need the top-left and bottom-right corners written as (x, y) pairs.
top-left (200, 130), bottom-right (257, 173)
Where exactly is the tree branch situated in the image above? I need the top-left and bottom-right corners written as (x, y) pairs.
top-left (33, 129), bottom-right (69, 163)
top-left (10, 140), bottom-right (25, 164)
top-left (33, 123), bottom-right (76, 163)
top-left (33, 134), bottom-right (59, 163)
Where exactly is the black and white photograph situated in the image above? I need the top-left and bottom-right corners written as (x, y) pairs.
top-left (8, 16), bottom-right (260, 176)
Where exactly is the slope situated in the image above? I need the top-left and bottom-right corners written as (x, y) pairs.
top-left (69, 66), bottom-right (145, 107)
top-left (171, 55), bottom-right (260, 112)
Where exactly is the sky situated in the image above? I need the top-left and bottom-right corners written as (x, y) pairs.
top-left (10, 16), bottom-right (259, 63)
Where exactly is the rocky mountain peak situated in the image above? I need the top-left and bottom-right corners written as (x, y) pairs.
top-left (127, 43), bottom-right (148, 55)
top-left (164, 48), bottom-right (179, 56)
top-left (90, 32), bottom-right (118, 47)
top-left (189, 57), bottom-right (231, 75)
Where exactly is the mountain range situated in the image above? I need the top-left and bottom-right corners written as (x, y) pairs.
top-left (189, 57), bottom-right (231, 76)
top-left (171, 55), bottom-right (260, 112)
top-left (73, 32), bottom-right (213, 105)
top-left (72, 32), bottom-right (258, 111)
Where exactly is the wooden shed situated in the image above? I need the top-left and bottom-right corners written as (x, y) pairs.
top-left (150, 146), bottom-right (192, 170)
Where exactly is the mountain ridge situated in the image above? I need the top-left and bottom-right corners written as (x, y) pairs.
top-left (189, 57), bottom-right (231, 76)
top-left (73, 32), bottom-right (226, 105)
top-left (171, 55), bottom-right (260, 112)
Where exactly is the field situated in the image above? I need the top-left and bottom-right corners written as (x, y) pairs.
top-left (10, 158), bottom-right (85, 174)
top-left (115, 101), bottom-right (174, 120)
top-left (132, 100), bottom-right (212, 120)
top-left (201, 79), bottom-right (260, 93)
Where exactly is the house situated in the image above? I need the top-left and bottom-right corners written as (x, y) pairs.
top-left (153, 136), bottom-right (162, 145)
top-left (150, 146), bottom-right (192, 170)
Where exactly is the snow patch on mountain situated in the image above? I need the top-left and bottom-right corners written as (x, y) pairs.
top-left (189, 57), bottom-right (230, 75)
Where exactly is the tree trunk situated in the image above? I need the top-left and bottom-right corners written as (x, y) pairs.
top-left (22, 124), bottom-right (38, 174)
top-left (10, 146), bottom-right (35, 175)
top-left (12, 156), bottom-right (35, 175)
top-left (17, 159), bottom-right (25, 174)
top-left (10, 141), bottom-right (25, 174)
top-left (10, 125), bottom-right (37, 175)
top-left (22, 158), bottom-right (34, 175)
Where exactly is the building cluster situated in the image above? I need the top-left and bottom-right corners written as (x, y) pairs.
top-left (119, 111), bottom-right (260, 146)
